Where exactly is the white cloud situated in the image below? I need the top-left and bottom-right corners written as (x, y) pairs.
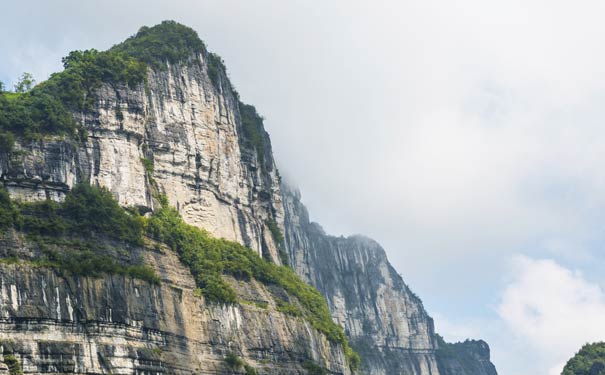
top-left (497, 255), bottom-right (605, 375)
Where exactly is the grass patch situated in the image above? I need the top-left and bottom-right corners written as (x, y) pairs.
top-left (39, 246), bottom-right (160, 285)
top-left (146, 206), bottom-right (360, 370)
top-left (15, 184), bottom-right (144, 245)
top-left (0, 185), bottom-right (157, 284)
top-left (3, 354), bottom-right (22, 375)
top-left (266, 219), bottom-right (283, 243)
top-left (0, 182), bottom-right (359, 370)
top-left (224, 353), bottom-right (257, 375)
top-left (224, 353), bottom-right (244, 368)
top-left (303, 361), bottom-right (328, 375)
top-left (141, 157), bottom-right (154, 174)
top-left (238, 103), bottom-right (268, 170)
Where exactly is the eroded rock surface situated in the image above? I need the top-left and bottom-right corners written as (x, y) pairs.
top-left (282, 184), bottom-right (442, 375)
top-left (0, 52), bottom-right (283, 262)
top-left (0, 24), bottom-right (498, 375)
top-left (0, 232), bottom-right (350, 375)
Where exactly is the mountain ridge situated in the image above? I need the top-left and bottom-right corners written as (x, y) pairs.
top-left (0, 20), bottom-right (497, 375)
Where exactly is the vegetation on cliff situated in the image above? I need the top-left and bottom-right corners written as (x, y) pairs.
top-left (3, 354), bottom-right (22, 375)
top-left (110, 20), bottom-right (206, 69)
top-left (0, 21), bottom-right (208, 143)
top-left (0, 184), bottom-right (157, 284)
top-left (146, 204), bottom-right (360, 370)
top-left (5, 184), bottom-right (144, 244)
top-left (239, 102), bottom-right (269, 168)
top-left (224, 353), bottom-right (257, 375)
top-left (0, 21), bottom-right (272, 172)
top-left (563, 343), bottom-right (605, 375)
top-left (0, 184), bottom-right (360, 370)
top-left (0, 20), bottom-right (353, 368)
top-left (0, 48), bottom-right (146, 141)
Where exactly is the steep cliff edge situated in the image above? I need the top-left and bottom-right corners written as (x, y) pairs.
top-left (0, 21), bottom-right (284, 263)
top-left (282, 184), bottom-right (439, 375)
top-left (435, 336), bottom-right (498, 375)
top-left (282, 184), bottom-right (498, 375)
top-left (0, 183), bottom-right (355, 374)
top-left (0, 21), bottom-right (354, 374)
top-left (0, 20), bottom-right (497, 375)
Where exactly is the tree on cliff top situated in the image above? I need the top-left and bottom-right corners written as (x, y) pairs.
top-left (14, 73), bottom-right (35, 93)
top-left (563, 343), bottom-right (605, 375)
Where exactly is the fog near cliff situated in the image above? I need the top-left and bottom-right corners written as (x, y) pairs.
top-left (2, 1), bottom-right (605, 374)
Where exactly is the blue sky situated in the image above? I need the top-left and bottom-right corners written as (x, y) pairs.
top-left (3, 1), bottom-right (605, 374)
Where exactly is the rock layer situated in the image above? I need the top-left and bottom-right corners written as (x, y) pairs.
top-left (0, 231), bottom-right (350, 375)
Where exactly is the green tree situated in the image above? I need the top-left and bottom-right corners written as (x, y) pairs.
top-left (62, 183), bottom-right (144, 244)
top-left (14, 72), bottom-right (35, 93)
top-left (563, 342), bottom-right (605, 375)
top-left (0, 187), bottom-right (18, 229)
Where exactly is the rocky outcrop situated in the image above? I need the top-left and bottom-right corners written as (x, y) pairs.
top-left (435, 338), bottom-right (498, 375)
top-left (0, 51), bottom-right (283, 262)
top-left (0, 21), bottom-right (498, 375)
top-left (0, 230), bottom-right (351, 375)
top-left (281, 184), bottom-right (441, 375)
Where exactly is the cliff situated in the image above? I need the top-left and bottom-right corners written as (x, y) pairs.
top-left (0, 227), bottom-right (351, 374)
top-left (435, 337), bottom-right (498, 375)
top-left (0, 22), bottom-right (284, 263)
top-left (282, 184), bottom-right (440, 374)
top-left (0, 21), bottom-right (497, 375)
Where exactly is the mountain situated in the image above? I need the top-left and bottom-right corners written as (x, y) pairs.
top-left (563, 343), bottom-right (605, 375)
top-left (435, 336), bottom-right (497, 375)
top-left (0, 21), bottom-right (497, 375)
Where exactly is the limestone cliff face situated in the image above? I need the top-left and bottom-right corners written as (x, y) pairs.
top-left (282, 184), bottom-right (441, 375)
top-left (0, 52), bottom-right (283, 262)
top-left (0, 230), bottom-right (350, 375)
top-left (0, 23), bottom-right (499, 375)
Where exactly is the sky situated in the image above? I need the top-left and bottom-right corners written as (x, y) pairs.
top-left (2, 1), bottom-right (605, 374)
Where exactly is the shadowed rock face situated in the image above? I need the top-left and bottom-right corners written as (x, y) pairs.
top-left (435, 339), bottom-right (498, 375)
top-left (282, 184), bottom-right (498, 375)
top-left (281, 184), bottom-right (440, 375)
top-left (0, 231), bottom-right (351, 375)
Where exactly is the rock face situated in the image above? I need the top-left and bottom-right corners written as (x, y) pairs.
top-left (0, 230), bottom-right (350, 375)
top-left (435, 339), bottom-right (498, 375)
top-left (282, 184), bottom-right (442, 375)
top-left (0, 22), bottom-right (498, 375)
top-left (0, 51), bottom-right (283, 262)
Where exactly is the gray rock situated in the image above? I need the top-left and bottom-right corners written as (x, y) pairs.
top-left (0, 36), bottom-right (497, 375)
top-left (435, 337), bottom-right (498, 375)
top-left (0, 233), bottom-right (351, 374)
top-left (282, 184), bottom-right (439, 375)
